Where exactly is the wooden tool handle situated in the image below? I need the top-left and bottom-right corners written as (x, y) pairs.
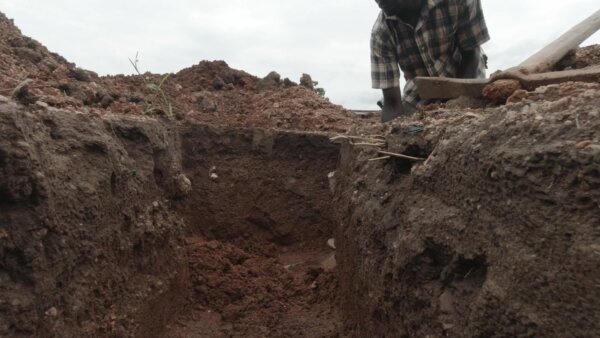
top-left (520, 66), bottom-right (600, 90)
top-left (516, 9), bottom-right (600, 74)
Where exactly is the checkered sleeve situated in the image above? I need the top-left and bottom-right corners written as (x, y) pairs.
top-left (456, 0), bottom-right (490, 51)
top-left (371, 13), bottom-right (400, 89)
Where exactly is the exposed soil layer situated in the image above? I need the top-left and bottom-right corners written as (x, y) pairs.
top-left (167, 125), bottom-right (342, 337)
top-left (1, 11), bottom-right (345, 337)
top-left (0, 100), bottom-right (189, 337)
top-left (0, 100), bottom-right (342, 337)
top-left (334, 82), bottom-right (600, 337)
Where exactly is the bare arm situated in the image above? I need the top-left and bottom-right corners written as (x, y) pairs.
top-left (457, 48), bottom-right (480, 79)
top-left (381, 87), bottom-right (404, 123)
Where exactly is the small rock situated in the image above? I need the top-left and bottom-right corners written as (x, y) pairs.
top-left (300, 73), bottom-right (314, 89)
top-left (482, 79), bottom-right (522, 104)
top-left (507, 89), bottom-right (528, 103)
top-left (12, 79), bottom-right (36, 105)
top-left (442, 322), bottom-right (455, 330)
top-left (195, 94), bottom-right (218, 113)
top-left (212, 76), bottom-right (226, 90)
top-left (152, 201), bottom-right (159, 208)
top-left (45, 307), bottom-right (58, 317)
top-left (327, 238), bottom-right (336, 250)
top-left (206, 241), bottom-right (220, 250)
top-left (327, 171), bottom-right (336, 193)
top-left (173, 174), bottom-right (192, 197)
top-left (218, 69), bottom-right (238, 85)
top-left (69, 67), bottom-right (92, 82)
top-left (489, 171), bottom-right (499, 180)
top-left (282, 78), bottom-right (297, 88)
top-left (35, 101), bottom-right (49, 109)
top-left (575, 140), bottom-right (591, 149)
top-left (257, 71), bottom-right (281, 92)
top-left (584, 144), bottom-right (600, 154)
top-left (210, 173), bottom-right (219, 180)
top-left (98, 93), bottom-right (114, 108)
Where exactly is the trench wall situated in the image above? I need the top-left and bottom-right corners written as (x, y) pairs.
top-left (176, 125), bottom-right (339, 248)
top-left (0, 101), bottom-right (189, 337)
top-left (334, 97), bottom-right (600, 337)
top-left (0, 99), bottom-right (340, 337)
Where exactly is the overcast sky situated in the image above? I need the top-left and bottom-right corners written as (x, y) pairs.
top-left (1, 1), bottom-right (599, 109)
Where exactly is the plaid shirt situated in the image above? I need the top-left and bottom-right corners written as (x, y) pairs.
top-left (371, 0), bottom-right (490, 106)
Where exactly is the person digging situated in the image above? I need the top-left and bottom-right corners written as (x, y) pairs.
top-left (371, 0), bottom-right (490, 122)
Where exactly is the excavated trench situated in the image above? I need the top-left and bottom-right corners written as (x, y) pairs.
top-left (162, 125), bottom-right (342, 337)
top-left (2, 81), bottom-right (600, 338)
top-left (0, 101), bottom-right (343, 338)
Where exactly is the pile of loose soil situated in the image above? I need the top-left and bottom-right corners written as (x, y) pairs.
top-left (0, 12), bottom-right (366, 133)
top-left (166, 237), bottom-right (339, 338)
top-left (558, 44), bottom-right (600, 70)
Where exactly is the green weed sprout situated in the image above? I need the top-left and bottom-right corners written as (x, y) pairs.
top-left (128, 52), bottom-right (174, 119)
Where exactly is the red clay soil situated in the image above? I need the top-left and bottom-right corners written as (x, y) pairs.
top-left (0, 12), bottom-right (368, 133)
top-left (165, 125), bottom-right (343, 337)
top-left (166, 237), bottom-right (339, 338)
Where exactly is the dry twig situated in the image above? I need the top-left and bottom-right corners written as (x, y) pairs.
top-left (330, 135), bottom-right (386, 144)
top-left (368, 156), bottom-right (391, 162)
top-left (350, 142), bottom-right (386, 147)
top-left (378, 150), bottom-right (426, 161)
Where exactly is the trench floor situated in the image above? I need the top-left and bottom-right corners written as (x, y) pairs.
top-left (164, 236), bottom-right (341, 338)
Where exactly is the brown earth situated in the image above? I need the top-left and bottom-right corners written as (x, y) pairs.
top-left (2, 9), bottom-right (600, 338)
top-left (334, 82), bottom-right (600, 337)
top-left (558, 44), bottom-right (600, 70)
top-left (0, 102), bottom-right (342, 337)
top-left (0, 12), bottom-right (370, 133)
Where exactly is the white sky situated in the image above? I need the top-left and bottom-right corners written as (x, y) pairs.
top-left (1, 1), bottom-right (599, 109)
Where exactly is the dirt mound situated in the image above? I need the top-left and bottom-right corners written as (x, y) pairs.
top-left (0, 12), bottom-right (362, 132)
top-left (0, 12), bottom-right (102, 109)
top-left (558, 44), bottom-right (600, 70)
